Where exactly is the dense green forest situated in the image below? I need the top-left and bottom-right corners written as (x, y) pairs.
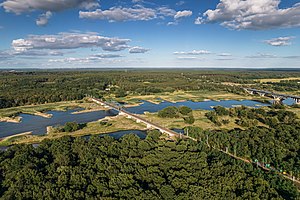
top-left (1, 69), bottom-right (300, 109)
top-left (184, 106), bottom-right (300, 178)
top-left (0, 131), bottom-right (299, 199)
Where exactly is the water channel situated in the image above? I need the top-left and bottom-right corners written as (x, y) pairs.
top-left (0, 99), bottom-right (273, 138)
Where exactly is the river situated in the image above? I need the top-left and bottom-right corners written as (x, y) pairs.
top-left (0, 99), bottom-right (270, 138)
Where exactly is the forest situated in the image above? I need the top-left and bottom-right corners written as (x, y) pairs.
top-left (1, 69), bottom-right (300, 199)
top-left (185, 106), bottom-right (300, 179)
top-left (0, 131), bottom-right (299, 199)
top-left (1, 69), bottom-right (300, 109)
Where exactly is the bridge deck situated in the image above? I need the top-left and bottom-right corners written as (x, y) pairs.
top-left (91, 98), bottom-right (184, 138)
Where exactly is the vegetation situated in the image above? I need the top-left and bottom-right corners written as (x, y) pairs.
top-left (0, 99), bottom-right (105, 122)
top-left (52, 122), bottom-right (85, 133)
top-left (195, 106), bottom-right (300, 177)
top-left (0, 131), bottom-right (298, 199)
top-left (158, 106), bottom-right (195, 124)
top-left (3, 69), bottom-right (300, 110)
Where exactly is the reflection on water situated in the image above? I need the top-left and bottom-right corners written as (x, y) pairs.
top-left (126, 99), bottom-right (269, 114)
top-left (0, 99), bottom-right (269, 138)
top-left (0, 109), bottom-right (117, 138)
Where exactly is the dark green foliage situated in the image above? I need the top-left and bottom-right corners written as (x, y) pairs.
top-left (179, 106), bottom-right (192, 115)
top-left (53, 122), bottom-right (85, 133)
top-left (158, 106), bottom-right (195, 124)
top-left (99, 120), bottom-right (112, 127)
top-left (183, 115), bottom-right (195, 124)
top-left (0, 133), bottom-right (298, 199)
top-left (158, 106), bottom-right (180, 118)
top-left (214, 106), bottom-right (229, 116)
top-left (3, 69), bottom-right (295, 109)
top-left (205, 111), bottom-right (222, 126)
top-left (63, 122), bottom-right (79, 132)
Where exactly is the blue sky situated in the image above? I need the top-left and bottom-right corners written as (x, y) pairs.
top-left (0, 0), bottom-right (300, 68)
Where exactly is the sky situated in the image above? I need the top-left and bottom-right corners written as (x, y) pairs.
top-left (0, 0), bottom-right (300, 68)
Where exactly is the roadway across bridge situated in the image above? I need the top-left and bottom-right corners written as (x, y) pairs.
top-left (90, 97), bottom-right (193, 140)
top-left (244, 88), bottom-right (300, 104)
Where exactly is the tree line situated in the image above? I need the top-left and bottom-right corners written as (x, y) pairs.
top-left (0, 131), bottom-right (298, 199)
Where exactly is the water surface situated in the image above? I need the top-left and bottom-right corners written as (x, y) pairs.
top-left (0, 99), bottom-right (269, 137)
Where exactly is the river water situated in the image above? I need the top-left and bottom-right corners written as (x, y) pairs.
top-left (0, 99), bottom-right (270, 138)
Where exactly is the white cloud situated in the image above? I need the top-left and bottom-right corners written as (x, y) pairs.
top-left (264, 36), bottom-right (294, 46)
top-left (129, 46), bottom-right (150, 53)
top-left (1, 0), bottom-right (99, 14)
top-left (12, 32), bottom-right (131, 52)
top-left (174, 10), bottom-right (192, 20)
top-left (174, 50), bottom-right (211, 55)
top-left (132, 0), bottom-right (143, 3)
top-left (36, 11), bottom-right (52, 26)
top-left (92, 54), bottom-right (123, 58)
top-left (79, 6), bottom-right (157, 22)
top-left (167, 21), bottom-right (178, 26)
top-left (158, 7), bottom-right (176, 17)
top-left (202, 0), bottom-right (300, 30)
top-left (218, 53), bottom-right (232, 56)
top-left (176, 1), bottom-right (185, 6)
top-left (1, 0), bottom-right (99, 26)
top-left (194, 17), bottom-right (204, 25)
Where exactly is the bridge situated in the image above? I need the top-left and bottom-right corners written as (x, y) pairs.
top-left (244, 88), bottom-right (300, 104)
top-left (90, 97), bottom-right (190, 139)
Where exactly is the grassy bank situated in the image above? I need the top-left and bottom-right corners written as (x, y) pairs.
top-left (0, 99), bottom-right (106, 122)
top-left (116, 90), bottom-right (268, 105)
top-left (12, 115), bottom-right (146, 145)
top-left (140, 110), bottom-right (244, 131)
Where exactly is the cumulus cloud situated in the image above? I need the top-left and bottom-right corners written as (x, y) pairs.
top-left (174, 50), bottom-right (211, 55)
top-left (174, 10), bottom-right (192, 20)
top-left (129, 46), bottom-right (150, 53)
top-left (80, 5), bottom-right (181, 22)
top-left (13, 50), bottom-right (64, 56)
top-left (264, 36), bottom-right (294, 46)
top-left (12, 32), bottom-right (131, 52)
top-left (1, 0), bottom-right (99, 26)
top-left (92, 54), bottom-right (123, 58)
top-left (1, 0), bottom-right (99, 14)
top-left (79, 6), bottom-right (157, 22)
top-left (158, 7), bottom-right (176, 17)
top-left (202, 0), bottom-right (300, 30)
top-left (194, 17), bottom-right (204, 25)
top-left (36, 11), bottom-right (52, 26)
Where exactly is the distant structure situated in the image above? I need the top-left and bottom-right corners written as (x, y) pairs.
top-left (244, 88), bottom-right (300, 105)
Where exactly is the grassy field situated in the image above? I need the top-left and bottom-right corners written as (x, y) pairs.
top-left (0, 99), bottom-right (106, 122)
top-left (256, 77), bottom-right (300, 83)
top-left (141, 110), bottom-right (244, 131)
top-left (116, 90), bottom-right (267, 105)
top-left (11, 115), bottom-right (146, 145)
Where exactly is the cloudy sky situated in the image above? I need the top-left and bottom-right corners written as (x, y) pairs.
top-left (0, 0), bottom-right (300, 68)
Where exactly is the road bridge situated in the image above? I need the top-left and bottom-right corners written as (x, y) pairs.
top-left (244, 88), bottom-right (300, 104)
top-left (90, 98), bottom-right (191, 139)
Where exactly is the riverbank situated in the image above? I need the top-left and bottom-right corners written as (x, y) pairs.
top-left (0, 132), bottom-right (32, 146)
top-left (0, 99), bottom-right (106, 123)
top-left (12, 115), bottom-right (146, 145)
top-left (116, 90), bottom-right (268, 105)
